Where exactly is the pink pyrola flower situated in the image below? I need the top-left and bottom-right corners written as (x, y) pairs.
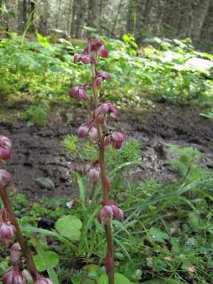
top-left (35, 276), bottom-right (53, 284)
top-left (87, 38), bottom-right (109, 58)
top-left (95, 71), bottom-right (111, 87)
top-left (90, 38), bottom-right (104, 52)
top-left (88, 126), bottom-right (98, 141)
top-left (0, 135), bottom-right (12, 160)
top-left (99, 201), bottom-right (124, 223)
top-left (77, 124), bottom-right (89, 138)
top-left (111, 205), bottom-right (124, 220)
top-left (0, 222), bottom-right (16, 244)
top-left (111, 131), bottom-right (125, 149)
top-left (77, 124), bottom-right (98, 140)
top-left (87, 166), bottom-right (100, 182)
top-left (0, 169), bottom-right (12, 189)
top-left (2, 266), bottom-right (26, 284)
top-left (95, 102), bottom-right (118, 119)
top-left (74, 53), bottom-right (91, 64)
top-left (69, 85), bottom-right (88, 100)
top-left (10, 243), bottom-right (22, 264)
top-left (98, 45), bottom-right (109, 58)
top-left (98, 205), bottom-right (113, 224)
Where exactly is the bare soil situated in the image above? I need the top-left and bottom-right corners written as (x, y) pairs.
top-left (0, 102), bottom-right (212, 199)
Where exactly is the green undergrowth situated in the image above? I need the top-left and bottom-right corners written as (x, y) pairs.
top-left (0, 142), bottom-right (212, 284)
top-left (0, 33), bottom-right (212, 126)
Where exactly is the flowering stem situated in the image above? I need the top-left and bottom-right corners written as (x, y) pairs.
top-left (91, 58), bottom-right (115, 284)
top-left (0, 186), bottom-right (38, 280)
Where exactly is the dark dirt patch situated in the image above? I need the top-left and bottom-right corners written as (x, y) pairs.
top-left (126, 103), bottom-right (213, 151)
top-left (0, 102), bottom-right (212, 199)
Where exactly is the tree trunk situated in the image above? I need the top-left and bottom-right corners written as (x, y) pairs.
top-left (18, 0), bottom-right (28, 32)
top-left (191, 0), bottom-right (210, 41)
top-left (38, 0), bottom-right (49, 35)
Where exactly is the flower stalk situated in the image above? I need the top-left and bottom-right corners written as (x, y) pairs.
top-left (0, 184), bottom-right (38, 280)
top-left (0, 135), bottom-right (53, 283)
top-left (70, 37), bottom-right (125, 284)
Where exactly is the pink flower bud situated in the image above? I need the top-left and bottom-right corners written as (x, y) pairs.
top-left (98, 45), bottom-right (109, 58)
top-left (77, 125), bottom-right (89, 138)
top-left (69, 86), bottom-right (88, 100)
top-left (2, 267), bottom-right (26, 284)
top-left (0, 169), bottom-right (12, 188)
top-left (111, 132), bottom-right (125, 149)
top-left (10, 243), bottom-right (22, 264)
top-left (35, 276), bottom-right (53, 284)
top-left (0, 136), bottom-right (12, 160)
top-left (87, 166), bottom-right (100, 182)
top-left (88, 126), bottom-right (98, 141)
top-left (0, 222), bottom-right (16, 244)
top-left (98, 205), bottom-right (113, 224)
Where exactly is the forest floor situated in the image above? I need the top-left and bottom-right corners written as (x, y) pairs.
top-left (0, 102), bottom-right (212, 200)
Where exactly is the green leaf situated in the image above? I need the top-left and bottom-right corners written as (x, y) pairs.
top-left (47, 267), bottom-right (60, 284)
top-left (148, 227), bottom-right (169, 243)
top-left (98, 273), bottom-right (132, 284)
top-left (55, 215), bottom-right (82, 241)
top-left (34, 250), bottom-right (59, 272)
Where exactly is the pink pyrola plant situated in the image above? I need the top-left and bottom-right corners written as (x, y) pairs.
top-left (69, 37), bottom-right (125, 284)
top-left (0, 136), bottom-right (52, 283)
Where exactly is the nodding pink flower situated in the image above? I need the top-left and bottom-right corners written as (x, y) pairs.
top-left (0, 222), bottom-right (16, 244)
top-left (77, 124), bottom-right (89, 138)
top-left (87, 39), bottom-right (109, 58)
top-left (90, 39), bottom-right (104, 52)
top-left (10, 243), bottom-right (22, 264)
top-left (111, 131), bottom-right (125, 149)
top-left (74, 54), bottom-right (91, 64)
top-left (98, 45), bottom-right (109, 58)
top-left (99, 201), bottom-right (124, 223)
top-left (0, 169), bottom-right (12, 189)
top-left (87, 166), bottom-right (100, 182)
top-left (0, 136), bottom-right (12, 160)
top-left (98, 205), bottom-right (114, 224)
top-left (88, 126), bottom-right (98, 141)
top-left (69, 85), bottom-right (88, 100)
top-left (35, 276), bottom-right (53, 284)
top-left (2, 266), bottom-right (26, 284)
top-left (95, 102), bottom-right (118, 119)
top-left (111, 205), bottom-right (124, 220)
top-left (95, 71), bottom-right (111, 87)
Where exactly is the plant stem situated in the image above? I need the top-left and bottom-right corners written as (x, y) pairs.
top-left (104, 223), bottom-right (115, 284)
top-left (91, 57), bottom-right (115, 284)
top-left (0, 186), bottom-right (38, 280)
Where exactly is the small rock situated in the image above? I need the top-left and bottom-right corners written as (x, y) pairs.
top-left (35, 177), bottom-right (55, 190)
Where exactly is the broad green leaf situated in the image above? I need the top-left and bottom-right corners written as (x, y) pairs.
top-left (34, 250), bottom-right (59, 272)
top-left (55, 215), bottom-right (82, 241)
top-left (98, 273), bottom-right (132, 284)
